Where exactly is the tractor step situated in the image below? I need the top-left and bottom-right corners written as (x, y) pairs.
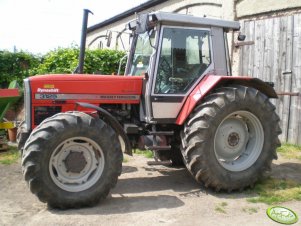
top-left (147, 160), bottom-right (171, 166)
top-left (146, 145), bottom-right (171, 151)
top-left (124, 123), bottom-right (140, 134)
top-left (149, 131), bottom-right (174, 136)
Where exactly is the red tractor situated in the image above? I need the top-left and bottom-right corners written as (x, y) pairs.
top-left (19, 11), bottom-right (281, 209)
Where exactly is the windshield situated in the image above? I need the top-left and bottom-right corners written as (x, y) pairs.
top-left (128, 31), bottom-right (156, 76)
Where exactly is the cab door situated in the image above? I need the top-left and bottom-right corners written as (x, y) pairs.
top-left (147, 26), bottom-right (213, 123)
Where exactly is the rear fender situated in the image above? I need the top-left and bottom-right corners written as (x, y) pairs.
top-left (175, 75), bottom-right (277, 125)
top-left (76, 102), bottom-right (132, 155)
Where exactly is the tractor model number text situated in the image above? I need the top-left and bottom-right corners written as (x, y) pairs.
top-left (35, 94), bottom-right (58, 100)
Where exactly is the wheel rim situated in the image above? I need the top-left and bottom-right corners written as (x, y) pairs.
top-left (214, 111), bottom-right (264, 172)
top-left (49, 137), bottom-right (105, 192)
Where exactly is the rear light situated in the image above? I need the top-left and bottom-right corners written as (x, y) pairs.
top-left (34, 106), bottom-right (62, 125)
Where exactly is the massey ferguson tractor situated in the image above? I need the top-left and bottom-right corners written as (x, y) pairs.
top-left (19, 11), bottom-right (281, 209)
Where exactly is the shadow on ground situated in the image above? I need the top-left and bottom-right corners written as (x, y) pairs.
top-left (271, 162), bottom-right (301, 183)
top-left (47, 158), bottom-right (301, 215)
top-left (50, 194), bottom-right (185, 215)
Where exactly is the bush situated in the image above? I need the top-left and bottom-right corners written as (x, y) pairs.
top-left (0, 51), bottom-right (40, 87)
top-left (0, 48), bottom-right (127, 87)
top-left (33, 47), bottom-right (127, 75)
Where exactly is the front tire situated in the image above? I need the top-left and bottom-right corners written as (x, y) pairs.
top-left (16, 120), bottom-right (30, 154)
top-left (22, 112), bottom-right (122, 209)
top-left (181, 85), bottom-right (281, 191)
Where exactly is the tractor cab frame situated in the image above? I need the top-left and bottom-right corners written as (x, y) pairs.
top-left (126, 12), bottom-right (240, 123)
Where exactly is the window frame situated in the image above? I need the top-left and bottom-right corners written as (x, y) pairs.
top-left (151, 25), bottom-right (214, 96)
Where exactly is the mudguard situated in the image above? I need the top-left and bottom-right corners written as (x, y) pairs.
top-left (176, 75), bottom-right (277, 125)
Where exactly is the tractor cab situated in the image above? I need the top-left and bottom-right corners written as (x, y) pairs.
top-left (126, 12), bottom-right (240, 123)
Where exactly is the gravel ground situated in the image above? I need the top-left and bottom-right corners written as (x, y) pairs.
top-left (0, 154), bottom-right (300, 226)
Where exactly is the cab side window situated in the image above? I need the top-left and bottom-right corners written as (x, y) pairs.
top-left (154, 28), bottom-right (211, 94)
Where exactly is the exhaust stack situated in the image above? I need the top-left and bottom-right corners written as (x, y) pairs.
top-left (75, 9), bottom-right (93, 74)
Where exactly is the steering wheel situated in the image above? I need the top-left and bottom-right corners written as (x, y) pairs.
top-left (159, 57), bottom-right (172, 76)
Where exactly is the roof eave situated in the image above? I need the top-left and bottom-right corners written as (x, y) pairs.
top-left (87, 0), bottom-right (169, 33)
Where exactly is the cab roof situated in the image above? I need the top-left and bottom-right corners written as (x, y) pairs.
top-left (151, 12), bottom-right (240, 30)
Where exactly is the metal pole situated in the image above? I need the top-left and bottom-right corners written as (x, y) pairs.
top-left (77, 9), bottom-right (93, 74)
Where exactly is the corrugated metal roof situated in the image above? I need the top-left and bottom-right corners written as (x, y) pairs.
top-left (87, 0), bottom-right (169, 33)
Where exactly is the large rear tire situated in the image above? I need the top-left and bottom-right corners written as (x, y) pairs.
top-left (22, 112), bottom-right (122, 209)
top-left (181, 85), bottom-right (281, 191)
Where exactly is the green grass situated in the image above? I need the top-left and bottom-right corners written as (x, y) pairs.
top-left (277, 143), bottom-right (301, 160)
top-left (247, 178), bottom-right (301, 205)
top-left (133, 149), bottom-right (154, 158)
top-left (215, 202), bottom-right (228, 214)
top-left (123, 156), bottom-right (129, 163)
top-left (242, 207), bottom-right (258, 214)
top-left (0, 146), bottom-right (20, 165)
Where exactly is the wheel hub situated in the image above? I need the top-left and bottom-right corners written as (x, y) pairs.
top-left (214, 117), bottom-right (249, 161)
top-left (214, 111), bottom-right (264, 172)
top-left (49, 137), bottom-right (105, 192)
top-left (64, 151), bottom-right (87, 173)
top-left (228, 132), bottom-right (240, 147)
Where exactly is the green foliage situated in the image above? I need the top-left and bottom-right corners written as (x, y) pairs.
top-left (215, 202), bottom-right (228, 214)
top-left (0, 47), bottom-right (127, 86)
top-left (0, 146), bottom-right (20, 165)
top-left (33, 47), bottom-right (127, 75)
top-left (0, 51), bottom-right (40, 87)
top-left (247, 178), bottom-right (301, 205)
top-left (242, 207), bottom-right (258, 214)
top-left (134, 149), bottom-right (154, 158)
top-left (32, 47), bottom-right (79, 75)
top-left (277, 143), bottom-right (301, 160)
top-left (85, 49), bottom-right (127, 74)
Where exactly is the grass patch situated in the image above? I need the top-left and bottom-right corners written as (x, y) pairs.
top-left (242, 207), bottom-right (258, 214)
top-left (277, 143), bottom-right (301, 160)
top-left (0, 146), bottom-right (20, 165)
top-left (247, 178), bottom-right (301, 205)
top-left (220, 202), bottom-right (228, 207)
top-left (123, 156), bottom-right (129, 163)
top-left (133, 149), bottom-right (154, 159)
top-left (215, 202), bottom-right (228, 214)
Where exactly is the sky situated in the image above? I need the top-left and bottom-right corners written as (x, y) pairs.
top-left (0, 0), bottom-right (148, 54)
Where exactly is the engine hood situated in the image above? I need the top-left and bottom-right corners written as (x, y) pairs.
top-left (27, 74), bottom-right (144, 104)
top-left (29, 74), bottom-right (143, 94)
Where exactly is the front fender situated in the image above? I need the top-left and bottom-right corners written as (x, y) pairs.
top-left (175, 75), bottom-right (277, 125)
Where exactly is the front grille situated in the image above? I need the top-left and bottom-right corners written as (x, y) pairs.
top-left (34, 106), bottom-right (62, 125)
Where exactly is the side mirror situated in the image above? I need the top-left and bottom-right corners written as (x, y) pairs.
top-left (238, 34), bottom-right (246, 41)
top-left (136, 13), bottom-right (149, 34)
top-left (106, 31), bottom-right (112, 47)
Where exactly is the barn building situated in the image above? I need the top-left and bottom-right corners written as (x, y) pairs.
top-left (87, 0), bottom-right (301, 144)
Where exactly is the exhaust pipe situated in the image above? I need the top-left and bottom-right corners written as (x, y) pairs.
top-left (75, 9), bottom-right (93, 74)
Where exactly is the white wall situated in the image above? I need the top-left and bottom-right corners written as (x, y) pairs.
top-left (87, 0), bottom-right (234, 51)
top-left (86, 0), bottom-right (301, 76)
top-left (236, 0), bottom-right (301, 19)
